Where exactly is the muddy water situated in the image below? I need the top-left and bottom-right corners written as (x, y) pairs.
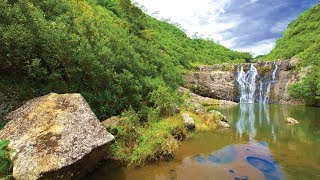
top-left (90, 104), bottom-right (320, 180)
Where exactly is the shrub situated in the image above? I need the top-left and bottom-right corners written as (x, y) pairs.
top-left (0, 140), bottom-right (13, 179)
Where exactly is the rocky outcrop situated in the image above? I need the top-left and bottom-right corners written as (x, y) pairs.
top-left (179, 87), bottom-right (237, 114)
top-left (285, 117), bottom-right (300, 125)
top-left (185, 58), bottom-right (304, 104)
top-left (185, 69), bottom-right (238, 101)
top-left (0, 93), bottom-right (114, 180)
top-left (182, 113), bottom-right (195, 130)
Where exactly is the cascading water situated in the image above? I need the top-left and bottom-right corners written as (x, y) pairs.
top-left (271, 62), bottom-right (278, 82)
top-left (263, 63), bottom-right (278, 103)
top-left (236, 64), bottom-right (258, 103)
top-left (236, 63), bottom-right (278, 104)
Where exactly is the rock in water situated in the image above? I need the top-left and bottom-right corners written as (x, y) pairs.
top-left (0, 93), bottom-right (114, 180)
top-left (182, 113), bottom-right (195, 130)
top-left (285, 117), bottom-right (300, 125)
top-left (208, 110), bottom-right (230, 128)
top-left (217, 121), bottom-right (231, 128)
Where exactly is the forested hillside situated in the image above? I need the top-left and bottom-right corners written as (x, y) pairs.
top-left (265, 4), bottom-right (320, 106)
top-left (0, 0), bottom-right (251, 119)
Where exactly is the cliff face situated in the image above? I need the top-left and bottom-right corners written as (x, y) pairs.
top-left (185, 59), bottom-right (304, 104)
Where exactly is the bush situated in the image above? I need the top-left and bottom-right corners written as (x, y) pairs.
top-left (0, 140), bottom-right (13, 179)
top-left (107, 113), bottom-right (186, 166)
top-left (289, 67), bottom-right (320, 106)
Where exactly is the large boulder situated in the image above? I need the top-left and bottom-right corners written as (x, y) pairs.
top-left (0, 93), bottom-right (114, 180)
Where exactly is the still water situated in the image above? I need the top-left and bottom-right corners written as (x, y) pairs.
top-left (90, 104), bottom-right (320, 180)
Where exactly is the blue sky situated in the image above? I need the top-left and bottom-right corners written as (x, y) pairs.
top-left (132, 0), bottom-right (319, 56)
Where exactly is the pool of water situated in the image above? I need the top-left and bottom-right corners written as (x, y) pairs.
top-left (89, 104), bottom-right (320, 180)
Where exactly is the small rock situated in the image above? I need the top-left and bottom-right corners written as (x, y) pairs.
top-left (182, 113), bottom-right (195, 130)
top-left (208, 110), bottom-right (227, 122)
top-left (217, 121), bottom-right (231, 128)
top-left (285, 117), bottom-right (299, 125)
top-left (173, 105), bottom-right (181, 114)
top-left (101, 116), bottom-right (120, 128)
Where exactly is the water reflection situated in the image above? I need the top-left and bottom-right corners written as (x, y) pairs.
top-left (236, 103), bottom-right (256, 140)
top-left (191, 142), bottom-right (284, 180)
top-left (237, 103), bottom-right (277, 142)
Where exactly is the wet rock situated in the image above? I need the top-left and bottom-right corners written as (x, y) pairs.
top-left (101, 116), bottom-right (120, 128)
top-left (285, 117), bottom-right (300, 125)
top-left (182, 113), bottom-right (195, 130)
top-left (0, 93), bottom-right (114, 180)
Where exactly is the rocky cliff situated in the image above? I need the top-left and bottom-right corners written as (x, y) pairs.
top-left (185, 58), bottom-right (304, 104)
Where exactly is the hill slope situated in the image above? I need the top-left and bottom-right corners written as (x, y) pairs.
top-left (0, 0), bottom-right (250, 119)
top-left (265, 4), bottom-right (320, 105)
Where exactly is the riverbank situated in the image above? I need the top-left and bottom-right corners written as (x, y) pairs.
top-left (102, 88), bottom-right (235, 167)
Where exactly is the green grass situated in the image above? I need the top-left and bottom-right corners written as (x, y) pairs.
top-left (107, 114), bottom-right (186, 166)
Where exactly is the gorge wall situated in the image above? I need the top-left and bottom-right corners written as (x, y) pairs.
top-left (185, 58), bottom-right (304, 104)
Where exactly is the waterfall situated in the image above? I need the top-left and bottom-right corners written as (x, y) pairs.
top-left (271, 62), bottom-right (278, 82)
top-left (236, 64), bottom-right (258, 103)
top-left (263, 83), bottom-right (271, 104)
top-left (236, 62), bottom-right (278, 104)
top-left (263, 63), bottom-right (278, 104)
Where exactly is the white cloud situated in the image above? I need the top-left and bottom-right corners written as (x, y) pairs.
top-left (234, 38), bottom-right (277, 56)
top-left (131, 0), bottom-right (317, 56)
top-left (132, 0), bottom-right (241, 44)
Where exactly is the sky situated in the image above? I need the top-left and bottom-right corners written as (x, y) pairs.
top-left (132, 0), bottom-right (320, 56)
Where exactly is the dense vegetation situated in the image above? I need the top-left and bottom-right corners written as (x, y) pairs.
top-left (265, 4), bottom-right (320, 106)
top-left (0, 0), bottom-right (251, 120)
